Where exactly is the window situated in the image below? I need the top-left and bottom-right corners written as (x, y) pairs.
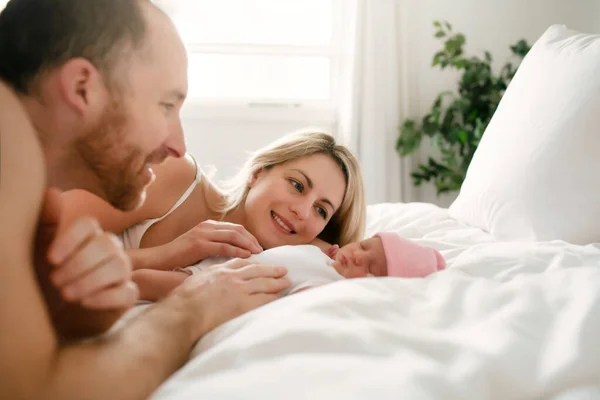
top-left (0, 0), bottom-right (346, 123)
top-left (156, 0), bottom-right (344, 122)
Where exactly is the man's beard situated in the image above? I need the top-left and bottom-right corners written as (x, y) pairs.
top-left (74, 98), bottom-right (167, 211)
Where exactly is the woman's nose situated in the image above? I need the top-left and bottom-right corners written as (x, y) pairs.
top-left (289, 200), bottom-right (311, 220)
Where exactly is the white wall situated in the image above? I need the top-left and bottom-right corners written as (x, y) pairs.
top-left (183, 0), bottom-right (600, 202)
top-left (401, 0), bottom-right (600, 207)
top-left (183, 116), bottom-right (334, 182)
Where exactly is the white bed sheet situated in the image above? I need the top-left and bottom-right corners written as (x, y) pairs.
top-left (150, 202), bottom-right (600, 400)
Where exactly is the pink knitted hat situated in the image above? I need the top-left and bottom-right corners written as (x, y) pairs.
top-left (374, 232), bottom-right (446, 278)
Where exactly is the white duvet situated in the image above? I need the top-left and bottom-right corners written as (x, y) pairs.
top-left (150, 203), bottom-right (600, 400)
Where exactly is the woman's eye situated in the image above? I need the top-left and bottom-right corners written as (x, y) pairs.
top-left (317, 207), bottom-right (327, 219)
top-left (289, 179), bottom-right (304, 193)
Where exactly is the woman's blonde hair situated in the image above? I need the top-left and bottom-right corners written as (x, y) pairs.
top-left (211, 130), bottom-right (366, 246)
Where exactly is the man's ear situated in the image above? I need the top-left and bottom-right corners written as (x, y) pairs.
top-left (57, 58), bottom-right (106, 115)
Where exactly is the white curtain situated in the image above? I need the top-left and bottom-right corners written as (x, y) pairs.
top-left (337, 0), bottom-right (413, 205)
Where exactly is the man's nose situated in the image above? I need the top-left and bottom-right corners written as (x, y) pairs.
top-left (164, 118), bottom-right (186, 158)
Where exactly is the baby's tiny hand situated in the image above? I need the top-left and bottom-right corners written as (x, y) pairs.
top-left (324, 244), bottom-right (339, 260)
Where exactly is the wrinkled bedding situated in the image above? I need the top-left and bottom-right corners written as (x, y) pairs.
top-left (149, 202), bottom-right (600, 400)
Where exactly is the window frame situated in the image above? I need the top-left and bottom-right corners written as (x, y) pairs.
top-left (175, 0), bottom-right (345, 124)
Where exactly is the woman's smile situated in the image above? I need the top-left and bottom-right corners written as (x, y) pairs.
top-left (271, 211), bottom-right (296, 235)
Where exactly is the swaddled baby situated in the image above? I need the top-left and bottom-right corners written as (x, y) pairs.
top-left (183, 245), bottom-right (341, 295)
top-left (183, 232), bottom-right (446, 295)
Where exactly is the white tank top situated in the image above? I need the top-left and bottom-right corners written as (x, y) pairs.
top-left (119, 157), bottom-right (202, 250)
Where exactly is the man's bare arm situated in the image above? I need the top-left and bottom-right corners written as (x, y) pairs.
top-left (132, 269), bottom-right (188, 301)
top-left (0, 83), bottom-right (202, 399)
top-left (3, 250), bottom-right (197, 399)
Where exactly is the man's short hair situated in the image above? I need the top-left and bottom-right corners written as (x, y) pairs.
top-left (0, 0), bottom-right (150, 94)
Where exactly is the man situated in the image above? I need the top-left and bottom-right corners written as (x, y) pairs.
top-left (0, 0), bottom-right (290, 399)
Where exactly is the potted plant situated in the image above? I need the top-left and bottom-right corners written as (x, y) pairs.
top-left (396, 21), bottom-right (530, 195)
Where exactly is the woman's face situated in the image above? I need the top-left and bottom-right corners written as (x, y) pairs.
top-left (243, 154), bottom-right (347, 249)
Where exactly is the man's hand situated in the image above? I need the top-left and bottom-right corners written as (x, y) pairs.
top-left (170, 258), bottom-right (291, 338)
top-left (35, 188), bottom-right (138, 339)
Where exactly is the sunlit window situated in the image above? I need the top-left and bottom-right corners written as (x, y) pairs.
top-left (171, 0), bottom-right (333, 47)
top-left (156, 0), bottom-right (339, 106)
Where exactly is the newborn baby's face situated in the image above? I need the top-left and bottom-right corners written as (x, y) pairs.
top-left (331, 237), bottom-right (387, 278)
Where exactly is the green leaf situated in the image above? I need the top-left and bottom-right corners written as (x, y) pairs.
top-left (444, 21), bottom-right (452, 31)
top-left (473, 118), bottom-right (486, 139)
top-left (433, 21), bottom-right (442, 29)
top-left (396, 119), bottom-right (423, 156)
top-left (510, 39), bottom-right (531, 58)
top-left (432, 51), bottom-right (445, 66)
top-left (435, 30), bottom-right (446, 38)
top-left (453, 57), bottom-right (468, 69)
top-left (433, 94), bottom-right (444, 109)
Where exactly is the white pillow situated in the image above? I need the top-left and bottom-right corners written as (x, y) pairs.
top-left (449, 25), bottom-right (600, 245)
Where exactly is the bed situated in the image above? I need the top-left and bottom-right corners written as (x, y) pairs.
top-left (148, 25), bottom-right (600, 399)
top-left (146, 202), bottom-right (600, 400)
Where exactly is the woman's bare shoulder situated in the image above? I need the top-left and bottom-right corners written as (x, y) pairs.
top-left (135, 157), bottom-right (225, 246)
top-left (161, 160), bottom-right (226, 227)
top-left (60, 155), bottom-right (200, 233)
top-left (140, 154), bottom-right (198, 215)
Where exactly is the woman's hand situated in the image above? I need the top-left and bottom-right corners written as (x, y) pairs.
top-left (167, 220), bottom-right (263, 268)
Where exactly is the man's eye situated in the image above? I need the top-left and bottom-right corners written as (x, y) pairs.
top-left (161, 103), bottom-right (175, 112)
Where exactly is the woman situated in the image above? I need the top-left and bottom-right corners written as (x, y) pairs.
top-left (62, 130), bottom-right (366, 299)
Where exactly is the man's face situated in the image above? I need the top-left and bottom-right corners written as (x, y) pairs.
top-left (74, 5), bottom-right (189, 211)
top-left (74, 95), bottom-right (169, 211)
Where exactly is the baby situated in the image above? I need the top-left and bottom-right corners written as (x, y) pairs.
top-left (326, 232), bottom-right (446, 280)
top-left (133, 232), bottom-right (446, 299)
top-left (176, 233), bottom-right (446, 295)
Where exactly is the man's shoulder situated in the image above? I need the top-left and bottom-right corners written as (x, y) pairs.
top-left (0, 80), bottom-right (25, 116)
top-left (0, 81), bottom-right (40, 143)
top-left (0, 80), bottom-right (45, 241)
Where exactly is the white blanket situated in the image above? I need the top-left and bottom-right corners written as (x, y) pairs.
top-left (150, 202), bottom-right (600, 400)
top-left (182, 244), bottom-right (343, 295)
